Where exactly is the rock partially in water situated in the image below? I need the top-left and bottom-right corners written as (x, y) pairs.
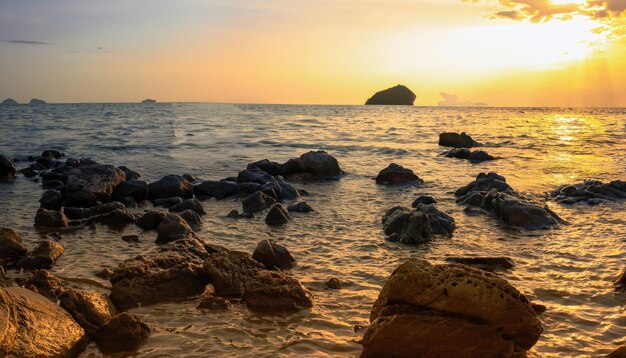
top-left (18, 240), bottom-right (65, 270)
top-left (454, 172), bottom-right (513, 197)
top-left (169, 198), bottom-right (207, 215)
top-left (382, 204), bottom-right (455, 245)
top-left (614, 268), bottom-right (626, 292)
top-left (153, 196), bottom-right (183, 208)
top-left (0, 227), bottom-right (28, 266)
top-left (118, 165), bottom-right (141, 180)
top-left (361, 259), bottom-right (543, 357)
top-left (0, 287), bottom-right (87, 357)
top-left (65, 164), bottom-right (126, 207)
top-left (59, 289), bottom-right (117, 336)
top-left (549, 180), bottom-right (626, 204)
top-left (326, 277), bottom-right (342, 289)
top-left (295, 150), bottom-right (343, 179)
top-left (411, 195), bottom-right (437, 207)
top-left (438, 132), bottom-right (482, 148)
top-left (375, 163), bottom-right (423, 185)
top-left (288, 201), bottom-right (314, 213)
top-left (95, 312), bottom-right (150, 353)
top-left (197, 291), bottom-right (230, 311)
top-left (177, 209), bottom-right (203, 229)
top-left (443, 148), bottom-right (495, 163)
top-left (193, 180), bottom-right (238, 199)
top-left (0, 154), bottom-right (16, 181)
top-left (446, 256), bottom-right (515, 272)
top-left (64, 201), bottom-right (125, 220)
top-left (147, 174), bottom-right (193, 200)
top-left (112, 179), bottom-right (147, 202)
top-left (155, 214), bottom-right (193, 244)
top-left (242, 191), bottom-right (276, 213)
top-left (40, 189), bottom-right (63, 210)
top-left (606, 346), bottom-right (626, 358)
top-left (20, 269), bottom-right (65, 301)
top-left (365, 85), bottom-right (416, 105)
top-left (252, 239), bottom-right (295, 270)
top-left (265, 203), bottom-right (290, 226)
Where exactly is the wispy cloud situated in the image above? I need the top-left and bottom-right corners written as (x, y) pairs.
top-left (2, 40), bottom-right (52, 45)
top-left (438, 92), bottom-right (487, 107)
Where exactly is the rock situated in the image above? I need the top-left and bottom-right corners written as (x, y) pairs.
top-left (64, 202), bottom-right (125, 220)
top-left (382, 205), bottom-right (455, 244)
top-left (41, 150), bottom-right (64, 159)
top-left (445, 256), bottom-right (515, 272)
top-left (120, 196), bottom-right (138, 208)
top-left (18, 166), bottom-right (37, 178)
top-left (531, 303), bottom-right (547, 315)
top-left (454, 172), bottom-right (513, 197)
top-left (288, 201), bottom-right (314, 213)
top-left (361, 259), bottom-right (543, 357)
top-left (177, 210), bottom-right (203, 229)
top-left (469, 150), bottom-right (496, 163)
top-left (204, 250), bottom-right (265, 297)
top-left (197, 292), bottom-right (230, 310)
top-left (365, 85), bottom-right (416, 105)
top-left (95, 268), bottom-right (113, 279)
top-left (411, 195), bottom-right (437, 207)
top-left (39, 189), bottom-right (63, 210)
top-left (295, 150), bottom-right (343, 178)
top-left (242, 191), bottom-right (276, 213)
top-left (95, 312), bottom-right (150, 353)
top-left (153, 196), bottom-right (183, 208)
top-left (112, 179), bottom-right (147, 202)
top-left (237, 182), bottom-right (262, 196)
top-left (326, 278), bottom-right (342, 289)
top-left (0, 227), bottom-right (28, 266)
top-left (0, 266), bottom-right (7, 287)
top-left (375, 163), bottom-right (423, 185)
top-left (277, 178), bottom-right (300, 202)
top-left (59, 289), bottom-right (117, 336)
top-left (226, 209), bottom-right (241, 218)
top-left (118, 166), bottom-right (141, 180)
top-left (0, 154), bottom-right (16, 181)
top-left (606, 346), bottom-right (626, 358)
top-left (42, 179), bottom-right (64, 190)
top-left (438, 132), bottom-right (482, 148)
top-left (65, 165), bottom-right (126, 207)
top-left (122, 235), bottom-right (140, 243)
top-left (443, 148), bottom-right (495, 163)
top-left (18, 240), bottom-right (65, 270)
top-left (169, 198), bottom-right (207, 215)
top-left (193, 180), bottom-right (238, 199)
top-left (0, 287), bottom-right (86, 357)
top-left (72, 208), bottom-right (135, 228)
top-left (109, 237), bottom-right (210, 309)
top-left (147, 174), bottom-right (193, 200)
top-left (237, 167), bottom-right (276, 185)
top-left (155, 214), bottom-right (193, 244)
top-left (265, 204), bottom-right (290, 225)
top-left (248, 159), bottom-right (286, 175)
top-left (1, 98), bottom-right (18, 105)
top-left (29, 98), bottom-right (47, 105)
top-left (252, 239), bottom-right (295, 270)
top-left (549, 179), bottom-right (626, 204)
top-left (19, 269), bottom-right (64, 300)
top-left (35, 209), bottom-right (68, 229)
top-left (615, 268), bottom-right (626, 291)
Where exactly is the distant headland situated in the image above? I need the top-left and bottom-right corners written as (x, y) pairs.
top-left (365, 85), bottom-right (416, 105)
top-left (141, 99), bottom-right (156, 103)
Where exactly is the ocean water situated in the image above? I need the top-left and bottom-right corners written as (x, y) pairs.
top-left (0, 103), bottom-right (625, 357)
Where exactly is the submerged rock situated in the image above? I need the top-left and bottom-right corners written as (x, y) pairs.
top-left (365, 85), bottom-right (416, 105)
top-left (446, 256), bottom-right (515, 272)
top-left (169, 198), bottom-right (207, 215)
top-left (18, 240), bottom-right (65, 270)
top-left (375, 163), bottom-right (423, 185)
top-left (326, 277), bottom-right (342, 289)
top-left (443, 148), bottom-right (495, 163)
top-left (438, 132), bottom-right (482, 148)
top-left (360, 259), bottom-right (543, 357)
top-left (242, 191), bottom-right (276, 213)
top-left (265, 203), bottom-right (290, 226)
top-left (0, 154), bottom-right (16, 181)
top-left (59, 289), bottom-right (117, 336)
top-left (252, 239), bottom-right (295, 270)
top-left (549, 180), bottom-right (626, 204)
top-left (95, 312), bottom-right (150, 353)
top-left (147, 175), bottom-right (193, 200)
top-left (382, 205), bottom-right (455, 245)
top-left (0, 227), bottom-right (28, 266)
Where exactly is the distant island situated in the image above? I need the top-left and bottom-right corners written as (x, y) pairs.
top-left (141, 99), bottom-right (156, 103)
top-left (1, 98), bottom-right (19, 106)
top-left (365, 85), bottom-right (416, 105)
top-left (29, 98), bottom-right (47, 105)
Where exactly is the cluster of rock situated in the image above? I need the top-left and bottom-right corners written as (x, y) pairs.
top-left (455, 172), bottom-right (562, 230)
top-left (0, 227), bottom-right (64, 270)
top-left (549, 180), bottom-right (626, 205)
top-left (0, 154), bottom-right (16, 181)
top-left (442, 147), bottom-right (495, 163)
top-left (360, 259), bottom-right (544, 357)
top-left (438, 132), bottom-right (497, 164)
top-left (382, 195), bottom-right (455, 245)
top-left (1, 98), bottom-right (48, 106)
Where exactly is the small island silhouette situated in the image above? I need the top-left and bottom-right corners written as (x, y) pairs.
top-left (365, 85), bottom-right (415, 105)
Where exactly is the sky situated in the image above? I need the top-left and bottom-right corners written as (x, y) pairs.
top-left (1, 0), bottom-right (626, 106)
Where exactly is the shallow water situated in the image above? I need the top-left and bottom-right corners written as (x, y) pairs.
top-left (0, 103), bottom-right (625, 357)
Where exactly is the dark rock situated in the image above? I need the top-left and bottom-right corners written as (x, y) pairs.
top-left (247, 159), bottom-right (285, 176)
top-left (361, 259), bottom-right (543, 357)
top-left (260, 182), bottom-right (280, 200)
top-left (0, 227), bottom-right (28, 266)
top-left (411, 195), bottom-right (437, 207)
top-left (177, 210), bottom-right (203, 229)
top-left (288, 201), bottom-right (313, 213)
top-left (0, 266), bottom-right (7, 287)
top-left (153, 196), bottom-right (183, 208)
top-left (147, 174), bottom-right (193, 200)
top-left (136, 211), bottom-right (166, 230)
top-left (120, 196), bottom-right (138, 208)
top-left (237, 167), bottom-right (276, 184)
top-left (1, 98), bottom-right (18, 105)
top-left (118, 166), bottom-right (141, 180)
top-left (17, 167), bottom-right (37, 178)
top-left (382, 205), bottom-right (455, 245)
top-left (365, 85), bottom-right (416, 105)
top-left (277, 178), bottom-right (300, 202)
top-left (122, 235), bottom-right (140, 243)
top-left (29, 98), bottom-right (47, 105)
top-left (59, 289), bottom-right (117, 336)
top-left (0, 154), bottom-right (17, 181)
top-left (64, 202), bottom-right (125, 220)
top-left (445, 256), bottom-right (515, 272)
top-left (469, 150), bottom-right (496, 163)
top-left (42, 179), bottom-right (64, 190)
top-left (95, 312), bottom-right (150, 353)
top-left (182, 173), bottom-right (196, 183)
top-left (605, 345), bottom-right (626, 358)
top-left (41, 150), bottom-right (63, 159)
top-left (197, 292), bottom-right (230, 310)
top-left (155, 214), bottom-right (193, 244)
top-left (19, 269), bottom-right (64, 300)
top-left (454, 172), bottom-right (513, 197)
top-left (326, 278), bottom-right (342, 289)
top-left (252, 239), bottom-right (295, 270)
top-left (34, 208), bottom-right (69, 228)
top-left (95, 268), bottom-right (113, 280)
top-left (112, 179), bottom-right (147, 202)
top-left (265, 204), bottom-right (290, 225)
top-left (438, 132), bottom-right (482, 148)
top-left (18, 240), bottom-right (65, 270)
top-left (549, 179), bottom-right (626, 204)
top-left (615, 268), bottom-right (626, 292)
top-left (40, 170), bottom-right (66, 184)
top-left (444, 148), bottom-right (495, 163)
top-left (226, 209), bottom-right (253, 219)
top-left (295, 150), bottom-right (343, 178)
top-left (194, 180), bottom-right (238, 199)
top-left (376, 163), bottom-right (423, 185)
top-left (242, 191), bottom-right (276, 213)
top-left (65, 165), bottom-right (126, 207)
top-left (39, 189), bottom-right (63, 210)
top-left (169, 198), bottom-right (207, 215)
top-left (0, 287), bottom-right (87, 357)
top-left (531, 303), bottom-right (547, 315)
top-left (72, 208), bottom-right (135, 228)
top-left (35, 156), bottom-right (55, 169)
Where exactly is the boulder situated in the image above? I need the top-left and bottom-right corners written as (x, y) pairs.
top-left (252, 239), bottom-right (295, 270)
top-left (382, 205), bottom-right (455, 244)
top-left (242, 191), bottom-right (276, 213)
top-left (177, 210), bottom-right (203, 229)
top-left (112, 179), bottom-right (147, 201)
top-left (65, 165), bottom-right (126, 207)
top-left (0, 227), bottom-right (28, 265)
top-left (411, 195), bottom-right (437, 207)
top-left (265, 204), bottom-right (290, 226)
top-left (443, 148), bottom-right (495, 163)
top-left (237, 182), bottom-right (262, 196)
top-left (1, 98), bottom-right (18, 105)
top-left (445, 256), bottom-right (515, 272)
top-left (118, 166), bottom-right (141, 180)
top-left (365, 85), bottom-right (416, 105)
top-left (29, 98), bottom-right (47, 105)
top-left (95, 312), bottom-right (150, 353)
top-left (375, 163), bottom-right (423, 185)
top-left (237, 168), bottom-right (276, 185)
top-left (168, 198), bottom-right (207, 215)
top-left (153, 196), bottom-right (183, 208)
top-left (18, 240), bottom-right (65, 270)
top-left (59, 289), bottom-right (117, 336)
top-left (277, 178), bottom-right (300, 202)
top-left (288, 201), bottom-right (314, 213)
top-left (361, 259), bottom-right (543, 357)
top-left (438, 132), bottom-right (481, 148)
top-left (549, 180), bottom-right (626, 204)
top-left (0, 287), bottom-right (86, 357)
top-left (35, 208), bottom-right (70, 228)
top-left (147, 174), bottom-right (193, 200)
top-left (39, 189), bottom-right (63, 210)
top-left (326, 278), bottom-right (342, 289)
top-left (135, 210), bottom-right (166, 230)
top-left (155, 214), bottom-right (193, 244)
top-left (19, 269), bottom-right (65, 301)
top-left (0, 154), bottom-right (16, 181)
top-left (454, 172), bottom-right (514, 197)
top-left (295, 150), bottom-right (343, 178)
top-left (193, 180), bottom-right (238, 199)
top-left (64, 202), bottom-right (125, 220)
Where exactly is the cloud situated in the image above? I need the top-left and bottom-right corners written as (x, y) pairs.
top-left (2, 40), bottom-right (52, 45)
top-left (438, 92), bottom-right (488, 107)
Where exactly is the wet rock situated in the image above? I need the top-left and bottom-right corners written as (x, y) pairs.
top-left (382, 205), bottom-right (455, 245)
top-left (20, 269), bottom-right (64, 300)
top-left (59, 289), bottom-right (117, 336)
top-left (41, 170), bottom-right (67, 184)
top-left (42, 179), bottom-right (64, 190)
top-left (35, 208), bottom-right (69, 228)
top-left (326, 278), bottom-right (342, 289)
top-left (204, 250), bottom-right (265, 297)
top-left (155, 213), bottom-right (193, 244)
top-left (237, 182), bottom-right (262, 196)
top-left (73, 208), bottom-right (135, 228)
top-left (194, 180), bottom-right (238, 199)
top-left (242, 191), bottom-right (276, 213)
top-left (606, 345), bottom-right (626, 358)
top-left (95, 312), bottom-right (150, 353)
top-left (122, 235), bottom-right (140, 243)
top-left (65, 164), bottom-right (126, 207)
top-left (0, 266), bottom-right (7, 287)
top-left (365, 85), bottom-right (416, 105)
top-left (153, 196), bottom-right (183, 208)
top-left (265, 203), bottom-right (290, 226)
top-left (277, 178), bottom-right (300, 202)
top-left (288, 201), bottom-right (313, 213)
top-left (118, 166), bottom-right (141, 180)
top-left (18, 240), bottom-right (65, 270)
top-left (112, 179), bottom-right (147, 202)
top-left (252, 239), bottom-right (295, 270)
top-left (0, 287), bottom-right (87, 357)
top-left (95, 268), bottom-right (113, 280)
top-left (361, 259), bottom-right (543, 357)
top-left (469, 150), bottom-right (496, 163)
top-left (41, 150), bottom-right (64, 159)
top-left (531, 303), bottom-right (547, 315)
top-left (177, 209), bottom-right (203, 229)
top-left (237, 167), bottom-right (276, 185)
top-left (64, 201), bottom-right (125, 220)
top-left (247, 159), bottom-right (285, 176)
top-left (197, 293), bottom-right (230, 310)
top-left (438, 132), bottom-right (482, 148)
top-left (294, 150), bottom-right (343, 178)
top-left (260, 181), bottom-right (280, 200)
top-left (18, 166), bottom-right (37, 178)
top-left (147, 174), bottom-right (193, 200)
top-left (614, 268), bottom-right (626, 292)
top-left (549, 179), bottom-right (626, 204)
top-left (169, 198), bottom-right (207, 215)
top-left (443, 148), bottom-right (495, 163)
top-left (0, 227), bottom-right (28, 266)
top-left (375, 163), bottom-right (423, 185)
top-left (454, 172), bottom-right (513, 197)
top-left (0, 154), bottom-right (16, 181)
top-left (445, 256), bottom-right (515, 272)
top-left (39, 189), bottom-right (63, 210)
top-left (411, 195), bottom-right (437, 207)
top-left (120, 196), bottom-right (138, 208)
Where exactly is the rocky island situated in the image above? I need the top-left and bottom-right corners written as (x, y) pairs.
top-left (365, 85), bottom-right (416, 105)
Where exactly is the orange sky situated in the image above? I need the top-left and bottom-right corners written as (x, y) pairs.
top-left (1, 0), bottom-right (626, 106)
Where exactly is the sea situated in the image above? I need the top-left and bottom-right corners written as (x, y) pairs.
top-left (0, 103), bottom-right (625, 357)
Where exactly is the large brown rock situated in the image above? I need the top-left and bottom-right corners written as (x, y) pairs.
top-left (0, 287), bottom-right (86, 357)
top-left (65, 164), bottom-right (126, 207)
top-left (0, 227), bottom-right (28, 265)
top-left (362, 259), bottom-right (543, 357)
top-left (252, 239), bottom-right (295, 270)
top-left (60, 289), bottom-right (117, 336)
top-left (34, 208), bottom-right (70, 228)
top-left (20, 269), bottom-right (65, 301)
top-left (95, 312), bottom-right (150, 353)
top-left (155, 213), bottom-right (193, 244)
top-left (18, 240), bottom-right (65, 270)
